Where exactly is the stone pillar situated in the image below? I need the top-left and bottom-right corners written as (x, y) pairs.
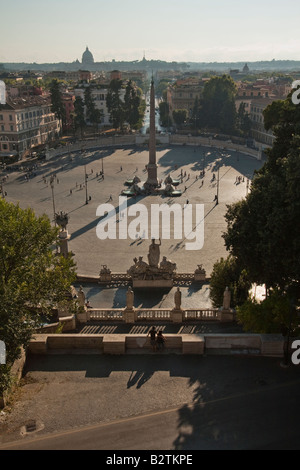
top-left (194, 264), bottom-right (206, 282)
top-left (145, 78), bottom-right (158, 188)
top-left (99, 265), bottom-right (112, 284)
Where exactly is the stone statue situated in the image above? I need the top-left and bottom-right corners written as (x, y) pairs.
top-left (128, 257), bottom-right (147, 278)
top-left (160, 256), bottom-right (177, 275)
top-left (136, 256), bottom-right (148, 273)
top-left (55, 211), bottom-right (69, 230)
top-left (164, 174), bottom-right (173, 185)
top-left (164, 183), bottom-right (175, 196)
top-left (148, 238), bottom-right (161, 267)
top-left (174, 287), bottom-right (182, 310)
top-left (77, 286), bottom-right (86, 308)
top-left (223, 286), bottom-right (231, 310)
top-left (100, 264), bottom-right (111, 275)
top-left (126, 286), bottom-right (134, 310)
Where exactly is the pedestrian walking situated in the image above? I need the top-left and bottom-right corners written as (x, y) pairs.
top-left (147, 326), bottom-right (157, 352)
top-left (156, 331), bottom-right (166, 351)
top-left (109, 194), bottom-right (113, 201)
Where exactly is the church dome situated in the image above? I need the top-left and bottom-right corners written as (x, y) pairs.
top-left (82, 47), bottom-right (94, 65)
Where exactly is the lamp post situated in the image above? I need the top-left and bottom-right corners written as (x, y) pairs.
top-left (50, 176), bottom-right (56, 225)
top-left (84, 164), bottom-right (88, 204)
top-left (216, 166), bottom-right (220, 205)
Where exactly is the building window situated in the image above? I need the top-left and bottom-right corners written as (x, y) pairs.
top-left (9, 115), bottom-right (13, 121)
top-left (1, 125), bottom-right (4, 131)
top-left (10, 125), bottom-right (13, 131)
top-left (0, 115), bottom-right (3, 121)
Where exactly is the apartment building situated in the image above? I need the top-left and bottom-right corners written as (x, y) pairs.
top-left (0, 95), bottom-right (60, 158)
top-left (167, 78), bottom-right (204, 118)
top-left (249, 98), bottom-right (275, 147)
top-left (61, 93), bottom-right (75, 130)
top-left (74, 85), bottom-right (126, 127)
top-left (45, 70), bottom-right (92, 82)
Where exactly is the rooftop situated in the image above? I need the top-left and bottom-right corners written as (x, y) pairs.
top-left (0, 95), bottom-right (51, 110)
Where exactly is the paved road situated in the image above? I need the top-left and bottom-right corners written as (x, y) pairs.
top-left (0, 355), bottom-right (299, 450)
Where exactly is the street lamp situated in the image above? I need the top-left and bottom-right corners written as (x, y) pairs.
top-left (50, 176), bottom-right (56, 225)
top-left (84, 164), bottom-right (88, 204)
top-left (215, 166), bottom-right (220, 205)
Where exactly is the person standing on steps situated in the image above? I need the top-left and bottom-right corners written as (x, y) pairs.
top-left (147, 326), bottom-right (157, 352)
top-left (156, 331), bottom-right (166, 351)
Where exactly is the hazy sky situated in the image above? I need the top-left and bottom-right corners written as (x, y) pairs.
top-left (1, 0), bottom-right (300, 63)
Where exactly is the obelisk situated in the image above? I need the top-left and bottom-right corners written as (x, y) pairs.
top-left (145, 77), bottom-right (158, 188)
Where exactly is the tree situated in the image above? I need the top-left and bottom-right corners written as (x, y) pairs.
top-left (0, 199), bottom-right (77, 394)
top-left (106, 79), bottom-right (125, 130)
top-left (210, 255), bottom-right (251, 308)
top-left (156, 79), bottom-right (171, 99)
top-left (237, 102), bottom-right (252, 136)
top-left (172, 109), bottom-right (187, 128)
top-left (199, 75), bottom-right (237, 133)
top-left (236, 291), bottom-right (299, 335)
top-left (73, 96), bottom-right (85, 138)
top-left (222, 91), bottom-right (300, 332)
top-left (159, 101), bottom-right (171, 128)
top-left (84, 87), bottom-right (103, 135)
top-left (191, 96), bottom-right (201, 130)
top-left (49, 79), bottom-right (66, 130)
top-left (124, 80), bottom-right (144, 130)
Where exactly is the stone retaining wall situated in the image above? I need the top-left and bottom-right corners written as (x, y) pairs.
top-left (45, 134), bottom-right (262, 162)
top-left (27, 333), bottom-right (284, 357)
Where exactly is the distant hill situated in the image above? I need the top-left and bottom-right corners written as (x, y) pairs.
top-left (2, 58), bottom-right (300, 73)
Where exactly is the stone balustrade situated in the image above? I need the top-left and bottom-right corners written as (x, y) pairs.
top-left (86, 307), bottom-right (219, 324)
